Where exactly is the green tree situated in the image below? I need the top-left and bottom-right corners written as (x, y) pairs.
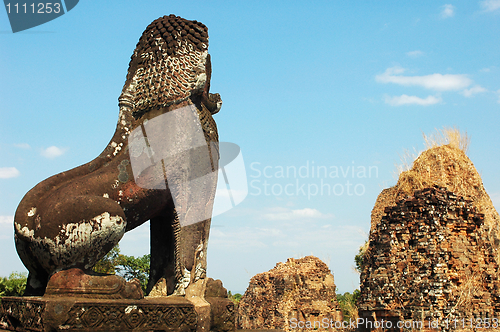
top-left (93, 245), bottom-right (121, 274)
top-left (94, 245), bottom-right (151, 294)
top-left (355, 241), bottom-right (369, 274)
top-left (228, 291), bottom-right (242, 305)
top-left (336, 289), bottom-right (360, 321)
top-left (0, 272), bottom-right (27, 297)
top-left (115, 253), bottom-right (150, 293)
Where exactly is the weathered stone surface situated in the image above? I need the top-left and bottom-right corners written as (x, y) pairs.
top-left (0, 296), bottom-right (198, 331)
top-left (206, 297), bottom-right (235, 332)
top-left (44, 268), bottom-right (143, 300)
top-left (13, 14), bottom-right (221, 302)
top-left (0, 280), bottom-right (235, 331)
top-left (205, 278), bottom-right (228, 298)
top-left (205, 278), bottom-right (235, 332)
top-left (358, 185), bottom-right (500, 329)
top-left (237, 256), bottom-right (342, 331)
top-left (369, 187), bottom-right (397, 234)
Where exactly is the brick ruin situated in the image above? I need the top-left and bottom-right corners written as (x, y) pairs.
top-left (358, 185), bottom-right (500, 330)
top-left (237, 256), bottom-right (343, 331)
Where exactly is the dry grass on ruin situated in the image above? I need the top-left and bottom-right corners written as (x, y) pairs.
top-left (391, 127), bottom-right (500, 246)
top-left (395, 127), bottom-right (476, 199)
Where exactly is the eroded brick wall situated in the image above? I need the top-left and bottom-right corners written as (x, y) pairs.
top-left (238, 256), bottom-right (343, 331)
top-left (359, 186), bottom-right (500, 329)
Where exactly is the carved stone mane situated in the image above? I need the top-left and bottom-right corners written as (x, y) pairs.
top-left (122, 16), bottom-right (209, 116)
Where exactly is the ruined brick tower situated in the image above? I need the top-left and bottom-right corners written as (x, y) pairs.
top-left (358, 130), bottom-right (500, 330)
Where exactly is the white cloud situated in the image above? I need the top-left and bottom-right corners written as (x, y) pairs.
top-left (480, 67), bottom-right (492, 73)
top-left (461, 85), bottom-right (488, 97)
top-left (41, 146), bottom-right (67, 159)
top-left (13, 143), bottom-right (31, 149)
top-left (384, 94), bottom-right (442, 106)
top-left (382, 66), bottom-right (405, 76)
top-left (263, 208), bottom-right (333, 221)
top-left (376, 66), bottom-right (472, 91)
top-left (441, 4), bottom-right (456, 18)
top-left (0, 167), bottom-right (20, 179)
top-left (0, 216), bottom-right (13, 224)
top-left (406, 50), bottom-right (425, 58)
top-left (480, 0), bottom-right (500, 12)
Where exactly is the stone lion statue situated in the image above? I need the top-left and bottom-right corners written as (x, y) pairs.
top-left (14, 14), bottom-right (222, 299)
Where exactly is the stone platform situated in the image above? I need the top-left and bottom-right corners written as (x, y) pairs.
top-left (0, 296), bottom-right (202, 331)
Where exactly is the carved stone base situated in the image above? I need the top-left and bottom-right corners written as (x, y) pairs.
top-left (0, 296), bottom-right (199, 331)
top-left (206, 297), bottom-right (235, 332)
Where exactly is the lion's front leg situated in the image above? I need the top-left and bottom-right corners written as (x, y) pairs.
top-left (147, 204), bottom-right (177, 295)
top-left (174, 218), bottom-right (211, 297)
top-left (148, 205), bottom-right (211, 297)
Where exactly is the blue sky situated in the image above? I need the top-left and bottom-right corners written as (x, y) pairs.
top-left (1, 1), bottom-right (499, 294)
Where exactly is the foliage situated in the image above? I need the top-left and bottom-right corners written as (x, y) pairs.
top-left (228, 291), bottom-right (242, 305)
top-left (355, 241), bottom-right (368, 274)
top-left (336, 289), bottom-right (360, 322)
top-left (93, 245), bottom-right (121, 274)
top-left (2, 246), bottom-right (151, 297)
top-left (0, 272), bottom-right (27, 297)
top-left (94, 244), bottom-right (150, 294)
top-left (115, 253), bottom-right (151, 294)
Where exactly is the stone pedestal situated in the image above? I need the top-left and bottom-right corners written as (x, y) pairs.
top-left (0, 296), bottom-right (199, 331)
